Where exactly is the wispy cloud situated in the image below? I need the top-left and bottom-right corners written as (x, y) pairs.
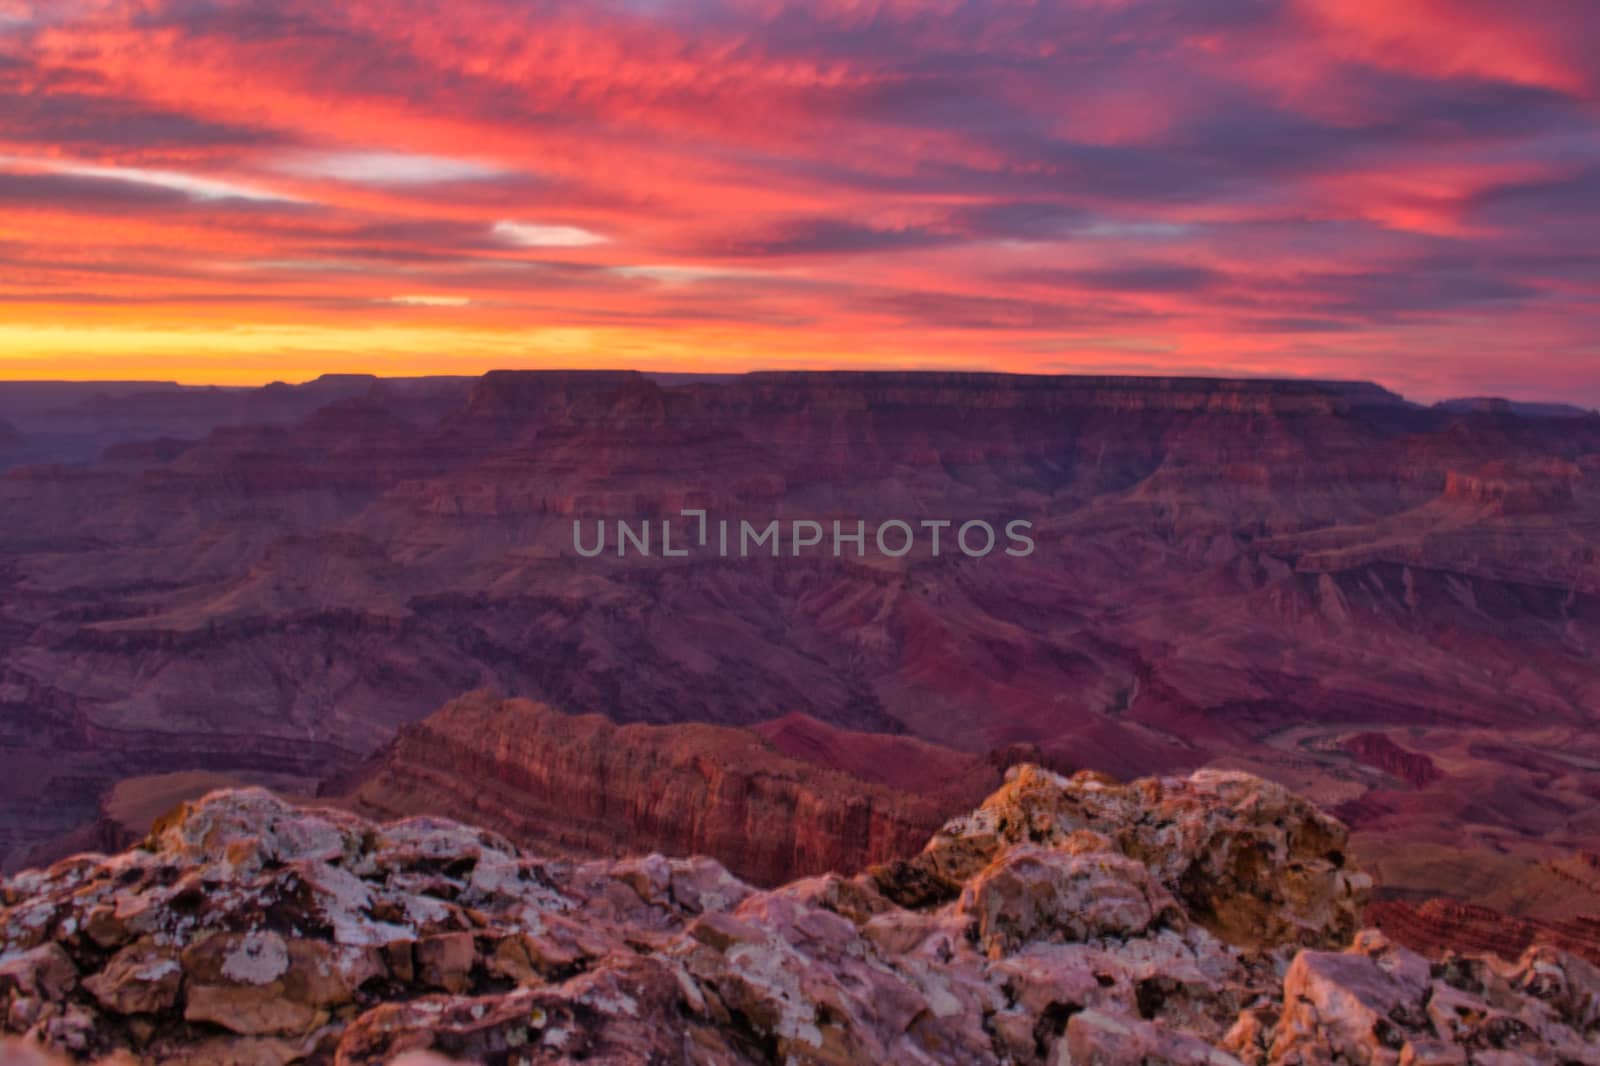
top-left (613, 265), bottom-right (774, 284)
top-left (492, 220), bottom-right (609, 248)
top-left (0, 155), bottom-right (298, 203)
top-left (275, 150), bottom-right (509, 185)
top-left (385, 294), bottom-right (471, 306)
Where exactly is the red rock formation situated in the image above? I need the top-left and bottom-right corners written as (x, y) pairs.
top-left (1369, 898), bottom-right (1600, 967)
top-left (750, 711), bottom-right (1022, 794)
top-left (1441, 461), bottom-right (1578, 515)
top-left (334, 692), bottom-right (1013, 885)
top-left (1341, 732), bottom-right (1442, 788)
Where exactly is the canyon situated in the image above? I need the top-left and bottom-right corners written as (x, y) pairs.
top-left (0, 370), bottom-right (1598, 941)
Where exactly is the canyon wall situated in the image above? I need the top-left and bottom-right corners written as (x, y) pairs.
top-left (333, 692), bottom-right (1020, 885)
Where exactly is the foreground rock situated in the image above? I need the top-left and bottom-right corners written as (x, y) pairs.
top-left (0, 767), bottom-right (1594, 1064)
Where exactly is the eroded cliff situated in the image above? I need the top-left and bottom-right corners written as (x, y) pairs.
top-left (332, 692), bottom-right (1019, 886)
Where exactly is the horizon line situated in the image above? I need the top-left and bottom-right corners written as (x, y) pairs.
top-left (5, 367), bottom-right (1599, 413)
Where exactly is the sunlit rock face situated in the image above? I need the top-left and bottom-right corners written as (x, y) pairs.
top-left (331, 692), bottom-right (1033, 888)
top-left (0, 769), bottom-right (1595, 1064)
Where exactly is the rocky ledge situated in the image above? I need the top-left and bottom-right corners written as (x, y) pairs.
top-left (0, 766), bottom-right (1594, 1065)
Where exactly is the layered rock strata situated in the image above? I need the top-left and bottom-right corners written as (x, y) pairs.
top-left (333, 693), bottom-right (1023, 885)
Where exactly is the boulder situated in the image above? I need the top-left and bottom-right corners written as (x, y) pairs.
top-left (959, 844), bottom-right (1183, 956)
top-left (900, 765), bottom-right (1369, 949)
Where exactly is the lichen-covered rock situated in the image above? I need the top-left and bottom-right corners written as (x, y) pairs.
top-left (891, 765), bottom-right (1370, 950)
top-left (959, 841), bottom-right (1184, 956)
top-left (1267, 931), bottom-right (1597, 1065)
top-left (0, 945), bottom-right (77, 1006)
top-left (1270, 940), bottom-right (1431, 1063)
top-left (81, 940), bottom-right (180, 1016)
top-left (333, 954), bottom-right (749, 1065)
top-left (0, 774), bottom-right (1592, 1064)
top-left (1063, 1008), bottom-right (1246, 1065)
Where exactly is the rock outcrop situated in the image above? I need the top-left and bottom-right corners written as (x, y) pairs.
top-left (332, 693), bottom-right (1024, 886)
top-left (873, 765), bottom-right (1370, 950)
top-left (1, 768), bottom-right (1595, 1064)
top-left (1341, 733), bottom-right (1442, 789)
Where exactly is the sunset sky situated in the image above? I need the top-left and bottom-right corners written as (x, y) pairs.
top-left (1, 0), bottom-right (1597, 401)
